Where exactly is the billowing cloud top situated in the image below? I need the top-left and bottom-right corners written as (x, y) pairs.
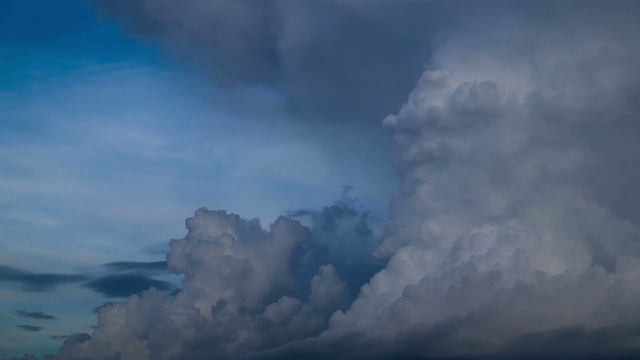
top-left (37, 1), bottom-right (640, 359)
top-left (57, 210), bottom-right (349, 359)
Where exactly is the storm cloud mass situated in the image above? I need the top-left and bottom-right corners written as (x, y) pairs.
top-left (45, 0), bottom-right (640, 359)
top-left (89, 0), bottom-right (460, 123)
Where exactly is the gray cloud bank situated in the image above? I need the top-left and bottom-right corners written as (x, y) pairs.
top-left (40, 0), bottom-right (640, 359)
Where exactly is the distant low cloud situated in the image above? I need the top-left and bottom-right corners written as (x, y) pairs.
top-left (84, 274), bottom-right (174, 298)
top-left (15, 310), bottom-right (57, 320)
top-left (0, 262), bottom-right (173, 298)
top-left (0, 354), bottom-right (39, 360)
top-left (0, 265), bottom-right (85, 292)
top-left (16, 325), bottom-right (43, 332)
top-left (103, 261), bottom-right (167, 273)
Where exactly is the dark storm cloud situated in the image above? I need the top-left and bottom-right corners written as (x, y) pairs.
top-left (84, 273), bottom-right (174, 298)
top-left (103, 260), bottom-right (167, 272)
top-left (287, 187), bottom-right (380, 263)
top-left (287, 189), bottom-right (383, 297)
top-left (16, 325), bottom-right (43, 332)
top-left (0, 265), bottom-right (86, 292)
top-left (88, 0), bottom-right (468, 123)
top-left (14, 310), bottom-right (56, 320)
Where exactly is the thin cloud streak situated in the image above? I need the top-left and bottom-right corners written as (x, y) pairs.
top-left (14, 311), bottom-right (57, 321)
top-left (16, 325), bottom-right (43, 333)
top-left (0, 265), bottom-right (86, 292)
top-left (84, 274), bottom-right (174, 298)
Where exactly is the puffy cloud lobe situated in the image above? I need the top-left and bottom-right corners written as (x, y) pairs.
top-left (57, 209), bottom-right (349, 360)
top-left (167, 209), bottom-right (308, 316)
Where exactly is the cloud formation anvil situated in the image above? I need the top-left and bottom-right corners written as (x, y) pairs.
top-left (2, 0), bottom-right (640, 359)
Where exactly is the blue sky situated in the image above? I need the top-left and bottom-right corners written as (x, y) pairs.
top-left (0, 1), bottom-right (396, 357)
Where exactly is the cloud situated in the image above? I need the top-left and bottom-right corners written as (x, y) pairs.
top-left (0, 262), bottom-right (173, 299)
top-left (46, 1), bottom-right (640, 359)
top-left (53, 209), bottom-right (352, 359)
top-left (103, 261), bottom-right (168, 273)
top-left (87, 0), bottom-right (469, 123)
top-left (14, 310), bottom-right (57, 320)
top-left (325, 1), bottom-right (640, 357)
top-left (501, 325), bottom-right (640, 359)
top-left (16, 325), bottom-right (43, 332)
top-left (259, 323), bottom-right (640, 360)
top-left (94, 262), bottom-right (177, 298)
top-left (84, 274), bottom-right (174, 298)
top-left (0, 355), bottom-right (39, 360)
top-left (0, 265), bottom-right (86, 292)
top-left (287, 187), bottom-right (383, 297)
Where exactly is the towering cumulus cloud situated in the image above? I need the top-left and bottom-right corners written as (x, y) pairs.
top-left (58, 210), bottom-right (349, 359)
top-left (327, 3), bottom-right (640, 358)
top-left (53, 1), bottom-right (640, 359)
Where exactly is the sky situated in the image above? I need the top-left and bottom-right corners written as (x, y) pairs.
top-left (2, 1), bottom-right (640, 359)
